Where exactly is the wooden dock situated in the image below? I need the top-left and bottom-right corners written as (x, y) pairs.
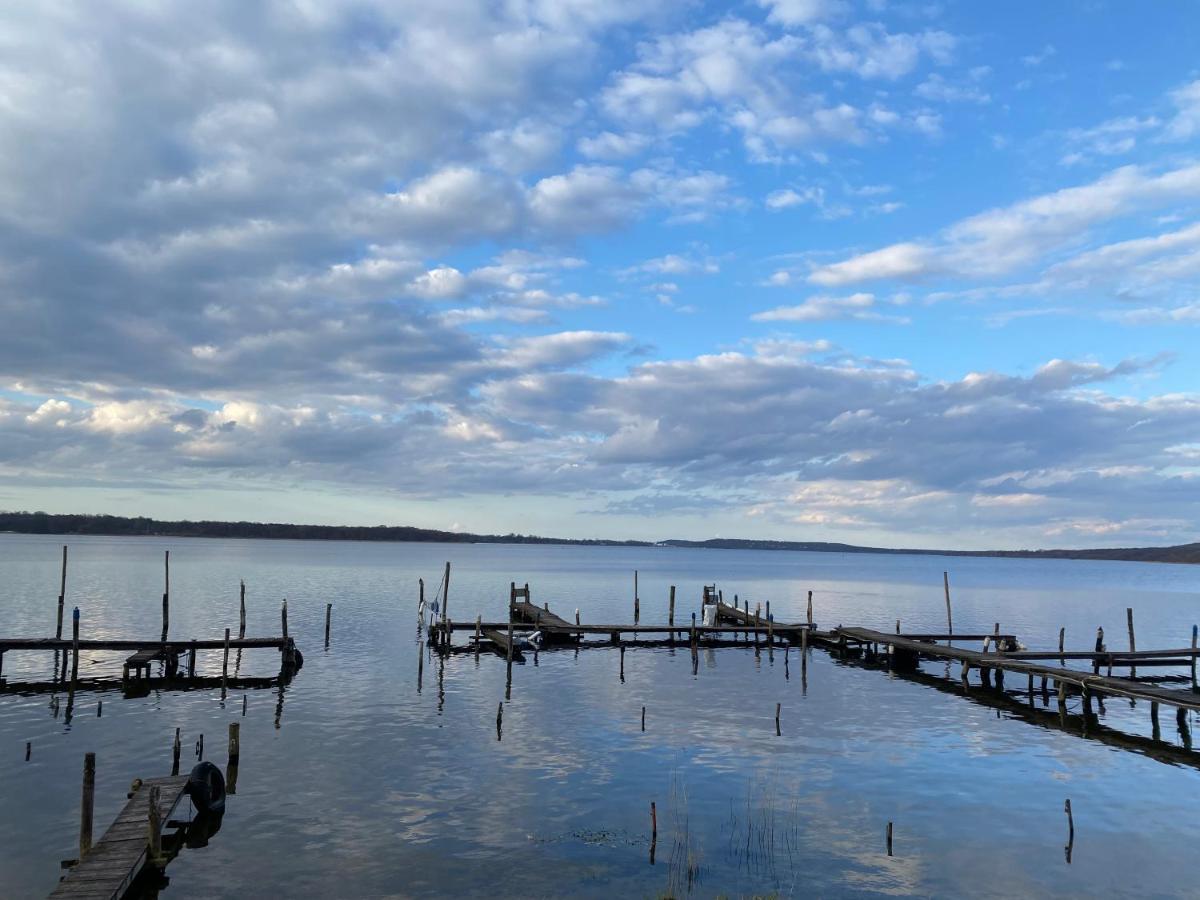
top-left (50, 775), bottom-right (190, 900)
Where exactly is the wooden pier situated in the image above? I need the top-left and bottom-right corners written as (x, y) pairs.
top-left (426, 575), bottom-right (1200, 742)
top-left (50, 775), bottom-right (191, 900)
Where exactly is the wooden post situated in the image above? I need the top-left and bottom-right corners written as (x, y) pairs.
top-left (669, 586), bottom-right (675, 629)
top-left (806, 590), bottom-right (813, 626)
top-left (71, 606), bottom-right (80, 685)
top-left (325, 603), bottom-right (332, 649)
top-left (474, 614), bottom-right (482, 649)
top-left (1059, 627), bottom-right (1065, 666)
top-left (506, 619), bottom-right (514, 665)
top-left (641, 706), bottom-right (646, 731)
top-left (620, 645), bottom-right (625, 680)
top-left (1192, 624), bottom-right (1198, 691)
top-left (25, 741), bottom-right (31, 761)
top-left (239, 580), bottom-right (246, 639)
top-left (886, 821), bottom-right (893, 857)
top-left (442, 561), bottom-right (451, 629)
top-left (690, 612), bottom-right (697, 648)
top-left (801, 626), bottom-right (808, 676)
top-left (775, 702), bottom-right (781, 735)
top-left (1093, 626), bottom-right (1104, 675)
top-left (896, 619), bottom-right (900, 635)
top-left (222, 628), bottom-right (230, 692)
top-left (80, 752), bottom-right (95, 858)
top-left (650, 801), bottom-right (657, 862)
top-left (1064, 798), bottom-right (1074, 848)
top-left (281, 599), bottom-right (288, 639)
top-left (496, 701), bottom-right (503, 740)
top-left (943, 571), bottom-right (952, 640)
top-left (172, 727), bottom-right (181, 776)
top-left (56, 545), bottom-right (67, 639)
top-left (1151, 701), bottom-right (1160, 738)
top-left (419, 578), bottom-right (424, 614)
top-left (1127, 608), bottom-right (1136, 678)
top-left (187, 639), bottom-right (196, 679)
top-left (634, 571), bottom-right (639, 624)
top-left (575, 609), bottom-right (581, 643)
top-left (148, 784), bottom-right (162, 866)
top-left (162, 550), bottom-right (170, 641)
top-left (228, 721), bottom-right (240, 765)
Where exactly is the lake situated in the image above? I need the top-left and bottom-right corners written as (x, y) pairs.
top-left (2, 533), bottom-right (1199, 898)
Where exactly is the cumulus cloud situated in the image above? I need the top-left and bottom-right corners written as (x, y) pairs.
top-left (751, 292), bottom-right (907, 322)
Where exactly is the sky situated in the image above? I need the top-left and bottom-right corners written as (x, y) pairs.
top-left (1, 1), bottom-right (1199, 549)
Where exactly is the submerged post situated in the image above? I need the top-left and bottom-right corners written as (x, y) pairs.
top-left (56, 545), bottom-right (68, 639)
top-left (239, 580), bottom-right (246, 639)
top-left (943, 571), bottom-right (952, 640)
top-left (80, 752), bottom-right (95, 858)
top-left (162, 550), bottom-right (170, 641)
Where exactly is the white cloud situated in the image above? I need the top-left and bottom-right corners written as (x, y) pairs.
top-left (1162, 79), bottom-right (1200, 141)
top-left (810, 162), bottom-right (1200, 285)
top-left (914, 73), bottom-right (989, 104)
top-left (751, 292), bottom-right (908, 323)
top-left (758, 0), bottom-right (846, 27)
top-left (577, 131), bottom-right (650, 159)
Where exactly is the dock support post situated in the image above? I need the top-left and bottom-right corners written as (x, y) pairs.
top-left (239, 581), bottom-right (246, 639)
top-left (56, 545), bottom-right (67, 640)
top-left (1192, 625), bottom-right (1197, 691)
top-left (162, 550), bottom-right (170, 641)
top-left (943, 571), bottom-right (952, 641)
top-left (1059, 627), bottom-right (1065, 666)
top-left (1151, 701), bottom-right (1160, 740)
top-left (806, 591), bottom-right (813, 627)
top-left (148, 784), bottom-right (163, 867)
top-left (227, 721), bottom-right (240, 794)
top-left (441, 561), bottom-right (451, 634)
top-left (188, 640), bottom-right (197, 679)
top-left (669, 586), bottom-right (675, 632)
top-left (281, 599), bottom-right (288, 640)
top-left (634, 570), bottom-right (639, 624)
top-left (80, 752), bottom-right (95, 858)
top-left (222, 628), bottom-right (230, 694)
top-left (1127, 608), bottom-right (1136, 679)
top-left (71, 606), bottom-right (80, 686)
top-left (690, 613), bottom-right (697, 649)
top-left (325, 603), bottom-right (332, 649)
top-left (1093, 627), bottom-right (1104, 675)
top-left (801, 626), bottom-right (808, 677)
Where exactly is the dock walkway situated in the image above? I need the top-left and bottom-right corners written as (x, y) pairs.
top-left (50, 775), bottom-right (190, 900)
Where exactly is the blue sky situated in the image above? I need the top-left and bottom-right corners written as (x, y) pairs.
top-left (1, 1), bottom-right (1199, 548)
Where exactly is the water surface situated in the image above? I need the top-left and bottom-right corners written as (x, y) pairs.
top-left (2, 534), bottom-right (1199, 898)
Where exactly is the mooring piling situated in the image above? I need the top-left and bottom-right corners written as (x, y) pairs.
top-left (943, 571), bottom-right (952, 640)
top-left (634, 570), bottom-right (639, 624)
top-left (650, 801), bottom-right (657, 864)
top-left (325, 603), bottom-right (332, 649)
top-left (56, 545), bottom-right (67, 640)
top-left (221, 628), bottom-right (231, 695)
top-left (886, 821), bottom-right (893, 856)
top-left (807, 590), bottom-right (813, 627)
top-left (80, 752), bottom-right (95, 858)
top-left (281, 599), bottom-right (288, 641)
top-left (162, 551), bottom-right (170, 641)
top-left (1128, 608), bottom-right (1137, 679)
top-left (669, 585), bottom-right (676, 630)
top-left (641, 705), bottom-right (646, 731)
top-left (172, 728), bottom-right (181, 776)
top-left (239, 580), bottom-right (246, 639)
top-left (70, 606), bottom-right (80, 686)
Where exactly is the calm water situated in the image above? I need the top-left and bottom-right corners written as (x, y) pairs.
top-left (2, 534), bottom-right (1200, 898)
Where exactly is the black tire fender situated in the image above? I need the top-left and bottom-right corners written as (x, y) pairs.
top-left (187, 761), bottom-right (226, 815)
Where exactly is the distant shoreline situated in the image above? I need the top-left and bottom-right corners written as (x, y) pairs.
top-left (2, 511), bottom-right (1197, 565)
